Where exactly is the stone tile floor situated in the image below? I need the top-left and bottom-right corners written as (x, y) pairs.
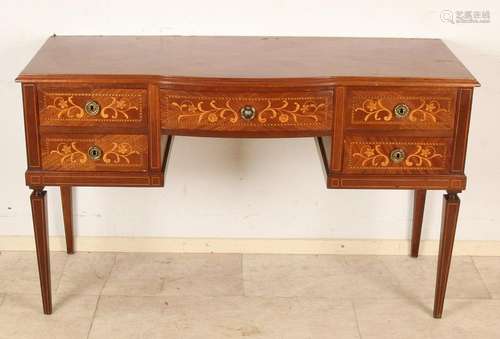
top-left (0, 251), bottom-right (499, 338)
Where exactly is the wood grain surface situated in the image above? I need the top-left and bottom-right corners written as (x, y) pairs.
top-left (17, 36), bottom-right (478, 86)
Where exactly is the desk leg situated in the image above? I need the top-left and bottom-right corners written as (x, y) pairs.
top-left (433, 191), bottom-right (460, 318)
top-left (411, 190), bottom-right (426, 257)
top-left (31, 189), bottom-right (52, 314)
top-left (60, 186), bottom-right (74, 254)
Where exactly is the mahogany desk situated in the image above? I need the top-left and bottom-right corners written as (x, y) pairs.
top-left (17, 36), bottom-right (479, 317)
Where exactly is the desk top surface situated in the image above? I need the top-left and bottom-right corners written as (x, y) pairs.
top-left (18, 36), bottom-right (477, 84)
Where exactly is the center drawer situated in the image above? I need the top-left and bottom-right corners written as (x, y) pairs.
top-left (40, 134), bottom-right (148, 171)
top-left (160, 89), bottom-right (333, 135)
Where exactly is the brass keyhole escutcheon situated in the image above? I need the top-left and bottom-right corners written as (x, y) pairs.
top-left (88, 145), bottom-right (103, 161)
top-left (390, 148), bottom-right (406, 163)
top-left (85, 100), bottom-right (100, 116)
top-left (393, 103), bottom-right (409, 118)
top-left (240, 105), bottom-right (256, 120)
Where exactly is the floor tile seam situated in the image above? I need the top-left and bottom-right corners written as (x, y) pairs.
top-left (98, 253), bottom-right (118, 295)
top-left (86, 295), bottom-right (101, 339)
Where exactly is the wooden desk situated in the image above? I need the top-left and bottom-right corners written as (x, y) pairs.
top-left (17, 36), bottom-right (479, 317)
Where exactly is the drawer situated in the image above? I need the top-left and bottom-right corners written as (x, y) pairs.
top-left (345, 88), bottom-right (457, 131)
top-left (38, 87), bottom-right (147, 127)
top-left (343, 136), bottom-right (451, 174)
top-left (160, 89), bottom-right (333, 134)
top-left (41, 134), bottom-right (148, 171)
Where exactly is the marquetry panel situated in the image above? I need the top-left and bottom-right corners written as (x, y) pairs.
top-left (345, 88), bottom-right (457, 131)
top-left (343, 137), bottom-right (451, 174)
top-left (38, 88), bottom-right (147, 127)
top-left (41, 134), bottom-right (148, 171)
top-left (160, 89), bottom-right (333, 134)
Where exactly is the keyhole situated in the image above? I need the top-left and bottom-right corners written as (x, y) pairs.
top-left (88, 146), bottom-right (102, 160)
top-left (240, 106), bottom-right (256, 120)
top-left (85, 100), bottom-right (100, 116)
top-left (390, 149), bottom-right (405, 163)
top-left (394, 103), bottom-right (409, 118)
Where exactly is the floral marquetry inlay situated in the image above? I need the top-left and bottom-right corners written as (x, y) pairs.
top-left (348, 141), bottom-right (448, 171)
top-left (352, 145), bottom-right (390, 167)
top-left (39, 89), bottom-right (146, 126)
top-left (50, 142), bottom-right (88, 164)
top-left (165, 95), bottom-right (329, 127)
top-left (50, 142), bottom-right (140, 165)
top-left (41, 135), bottom-right (148, 171)
top-left (350, 95), bottom-right (454, 128)
top-left (49, 96), bottom-right (138, 120)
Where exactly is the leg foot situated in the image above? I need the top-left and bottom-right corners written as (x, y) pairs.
top-left (411, 190), bottom-right (426, 257)
top-left (60, 186), bottom-right (74, 254)
top-left (31, 189), bottom-right (52, 314)
top-left (433, 191), bottom-right (460, 318)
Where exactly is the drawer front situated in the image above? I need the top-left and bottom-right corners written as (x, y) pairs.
top-left (41, 134), bottom-right (148, 171)
top-left (346, 88), bottom-right (457, 131)
top-left (343, 137), bottom-right (451, 174)
top-left (160, 90), bottom-right (333, 133)
top-left (38, 87), bottom-right (147, 127)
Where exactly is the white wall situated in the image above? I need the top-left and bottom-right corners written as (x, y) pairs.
top-left (1, 0), bottom-right (499, 243)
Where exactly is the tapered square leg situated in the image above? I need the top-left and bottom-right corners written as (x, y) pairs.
top-left (60, 186), bottom-right (74, 254)
top-left (433, 191), bottom-right (460, 318)
top-left (411, 189), bottom-right (426, 257)
top-left (30, 189), bottom-right (52, 314)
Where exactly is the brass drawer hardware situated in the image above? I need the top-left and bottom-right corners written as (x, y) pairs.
top-left (390, 148), bottom-right (406, 163)
top-left (240, 105), bottom-right (256, 120)
top-left (393, 103), bottom-right (410, 118)
top-left (84, 100), bottom-right (101, 116)
top-left (88, 145), bottom-right (103, 160)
